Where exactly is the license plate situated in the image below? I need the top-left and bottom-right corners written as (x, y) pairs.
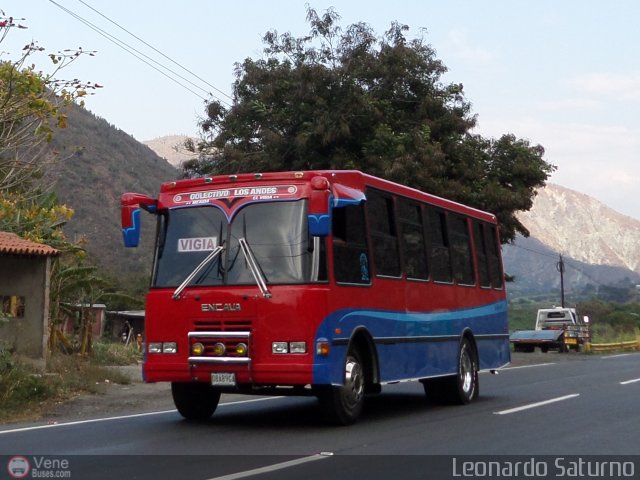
top-left (211, 372), bottom-right (236, 386)
top-left (565, 338), bottom-right (577, 345)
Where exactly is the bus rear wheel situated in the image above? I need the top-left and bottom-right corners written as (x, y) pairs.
top-left (423, 337), bottom-right (478, 405)
top-left (318, 350), bottom-right (365, 425)
top-left (171, 382), bottom-right (221, 420)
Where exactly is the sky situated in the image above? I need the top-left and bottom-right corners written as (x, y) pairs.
top-left (3, 0), bottom-right (639, 220)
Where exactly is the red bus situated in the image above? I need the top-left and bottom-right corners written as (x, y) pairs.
top-left (121, 170), bottom-right (509, 424)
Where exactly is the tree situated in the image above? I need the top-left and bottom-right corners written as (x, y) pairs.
top-left (0, 12), bottom-right (118, 355)
top-left (0, 13), bottom-right (100, 245)
top-left (0, 15), bottom-right (100, 198)
top-left (185, 7), bottom-right (555, 242)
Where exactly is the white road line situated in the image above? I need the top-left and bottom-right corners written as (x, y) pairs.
top-left (206, 453), bottom-right (333, 480)
top-left (0, 396), bottom-right (283, 435)
top-left (602, 353), bottom-right (634, 359)
top-left (620, 378), bottom-right (640, 385)
top-left (500, 363), bottom-right (556, 371)
top-left (494, 394), bottom-right (580, 415)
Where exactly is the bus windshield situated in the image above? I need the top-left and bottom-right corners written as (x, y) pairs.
top-left (153, 200), bottom-right (320, 288)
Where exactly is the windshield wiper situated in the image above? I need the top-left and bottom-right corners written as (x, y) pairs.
top-left (238, 237), bottom-right (272, 298)
top-left (172, 246), bottom-right (225, 300)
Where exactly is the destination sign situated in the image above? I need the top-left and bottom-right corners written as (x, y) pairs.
top-left (173, 185), bottom-right (299, 206)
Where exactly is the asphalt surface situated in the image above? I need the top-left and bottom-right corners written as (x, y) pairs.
top-left (1, 351), bottom-right (639, 479)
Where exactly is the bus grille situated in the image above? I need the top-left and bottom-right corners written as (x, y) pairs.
top-left (193, 319), bottom-right (253, 332)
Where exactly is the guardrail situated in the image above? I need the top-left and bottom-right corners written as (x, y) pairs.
top-left (587, 338), bottom-right (640, 353)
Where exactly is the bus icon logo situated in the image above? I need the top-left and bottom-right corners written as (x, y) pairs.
top-left (7, 456), bottom-right (30, 478)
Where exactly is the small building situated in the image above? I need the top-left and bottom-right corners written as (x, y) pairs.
top-left (0, 232), bottom-right (59, 362)
top-left (107, 310), bottom-right (145, 342)
top-left (60, 303), bottom-right (107, 339)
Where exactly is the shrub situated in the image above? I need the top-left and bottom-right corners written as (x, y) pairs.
top-left (0, 347), bottom-right (60, 419)
top-left (90, 341), bottom-right (142, 366)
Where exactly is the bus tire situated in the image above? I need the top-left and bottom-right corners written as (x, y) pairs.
top-left (318, 349), bottom-right (365, 425)
top-left (171, 382), bottom-right (221, 420)
top-left (424, 337), bottom-right (478, 405)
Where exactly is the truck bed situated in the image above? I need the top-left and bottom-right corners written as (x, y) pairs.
top-left (510, 329), bottom-right (564, 344)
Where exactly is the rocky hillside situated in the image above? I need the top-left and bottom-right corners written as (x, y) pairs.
top-left (503, 184), bottom-right (640, 298)
top-left (142, 135), bottom-right (197, 168)
top-left (518, 184), bottom-right (640, 272)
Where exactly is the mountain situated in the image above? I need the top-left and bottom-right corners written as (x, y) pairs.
top-left (39, 111), bottom-right (639, 299)
top-left (45, 106), bottom-right (179, 278)
top-left (503, 184), bottom-right (640, 299)
top-left (518, 184), bottom-right (640, 272)
top-left (142, 135), bottom-right (197, 168)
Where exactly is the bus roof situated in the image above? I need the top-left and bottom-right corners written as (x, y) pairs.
top-left (159, 170), bottom-right (497, 223)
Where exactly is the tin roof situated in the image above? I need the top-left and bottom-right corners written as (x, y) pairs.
top-left (0, 231), bottom-right (60, 256)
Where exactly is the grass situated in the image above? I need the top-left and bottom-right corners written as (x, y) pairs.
top-left (589, 324), bottom-right (639, 344)
top-left (0, 341), bottom-right (141, 423)
top-left (91, 340), bottom-right (143, 366)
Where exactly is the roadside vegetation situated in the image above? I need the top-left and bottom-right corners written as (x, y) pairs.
top-left (578, 299), bottom-right (640, 343)
top-left (0, 341), bottom-right (141, 423)
top-left (508, 296), bottom-right (640, 344)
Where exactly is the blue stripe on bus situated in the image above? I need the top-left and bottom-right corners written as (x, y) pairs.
top-left (312, 300), bottom-right (510, 385)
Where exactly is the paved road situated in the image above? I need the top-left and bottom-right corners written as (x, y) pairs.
top-left (1, 352), bottom-right (639, 479)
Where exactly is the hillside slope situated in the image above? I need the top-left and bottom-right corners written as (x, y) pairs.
top-left (143, 135), bottom-right (197, 168)
top-left (45, 106), bottom-right (178, 277)
top-left (504, 183), bottom-right (640, 299)
top-left (518, 184), bottom-right (640, 272)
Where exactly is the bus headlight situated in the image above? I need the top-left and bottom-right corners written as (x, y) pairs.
top-left (162, 342), bottom-right (177, 354)
top-left (289, 342), bottom-right (307, 354)
top-left (191, 342), bottom-right (205, 356)
top-left (148, 342), bottom-right (162, 354)
top-left (236, 343), bottom-right (248, 356)
top-left (272, 342), bottom-right (288, 354)
top-left (272, 342), bottom-right (307, 354)
top-left (212, 342), bottom-right (226, 356)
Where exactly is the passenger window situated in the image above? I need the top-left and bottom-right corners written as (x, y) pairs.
top-left (449, 215), bottom-right (475, 286)
top-left (333, 204), bottom-right (371, 284)
top-left (397, 199), bottom-right (429, 280)
top-left (366, 189), bottom-right (401, 277)
top-left (485, 225), bottom-right (503, 288)
top-left (425, 208), bottom-right (452, 283)
top-left (473, 221), bottom-right (491, 287)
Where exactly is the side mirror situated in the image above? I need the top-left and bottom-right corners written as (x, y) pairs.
top-left (308, 176), bottom-right (331, 237)
top-left (121, 193), bottom-right (157, 248)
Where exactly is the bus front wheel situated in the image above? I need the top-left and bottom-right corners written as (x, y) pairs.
top-left (171, 382), bottom-right (221, 420)
top-left (318, 350), bottom-right (365, 425)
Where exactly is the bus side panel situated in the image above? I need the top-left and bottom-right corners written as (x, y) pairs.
top-left (312, 300), bottom-right (509, 385)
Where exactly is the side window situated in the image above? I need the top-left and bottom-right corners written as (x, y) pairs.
top-left (332, 203), bottom-right (371, 284)
top-left (397, 198), bottom-right (429, 280)
top-left (366, 189), bottom-right (401, 277)
top-left (425, 207), bottom-right (452, 283)
top-left (485, 225), bottom-right (504, 289)
top-left (473, 221), bottom-right (491, 287)
top-left (449, 215), bottom-right (475, 286)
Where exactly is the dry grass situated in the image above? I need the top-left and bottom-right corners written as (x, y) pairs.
top-left (0, 342), bottom-right (138, 423)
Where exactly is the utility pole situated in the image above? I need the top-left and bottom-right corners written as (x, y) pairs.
top-left (556, 254), bottom-right (565, 308)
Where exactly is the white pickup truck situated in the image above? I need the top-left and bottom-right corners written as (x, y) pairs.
top-left (510, 307), bottom-right (590, 353)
